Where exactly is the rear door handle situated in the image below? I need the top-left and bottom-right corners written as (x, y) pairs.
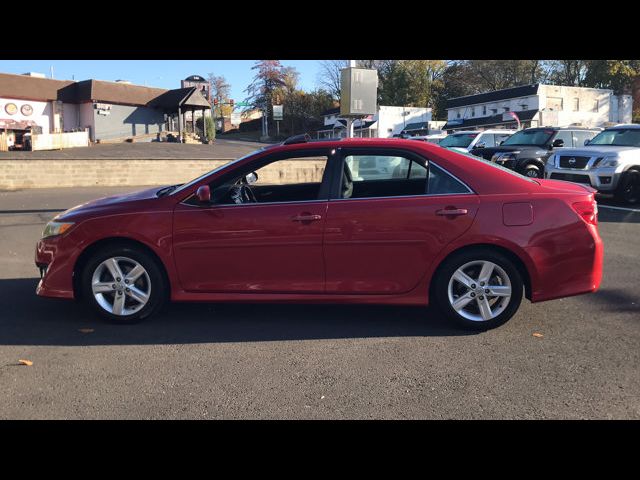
top-left (292, 214), bottom-right (322, 222)
top-left (436, 208), bottom-right (468, 216)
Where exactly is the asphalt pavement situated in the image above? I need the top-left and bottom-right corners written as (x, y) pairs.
top-left (0, 186), bottom-right (638, 419)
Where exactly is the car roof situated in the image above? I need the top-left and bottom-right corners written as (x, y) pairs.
top-left (607, 124), bottom-right (640, 129)
top-left (527, 126), bottom-right (601, 131)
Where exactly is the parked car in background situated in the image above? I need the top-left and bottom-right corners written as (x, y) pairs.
top-left (470, 127), bottom-right (601, 178)
top-left (409, 133), bottom-right (447, 144)
top-left (439, 129), bottom-right (516, 153)
top-left (35, 136), bottom-right (603, 331)
top-left (545, 124), bottom-right (640, 204)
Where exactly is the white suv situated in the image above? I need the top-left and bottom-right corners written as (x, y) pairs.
top-left (438, 129), bottom-right (516, 153)
top-left (545, 124), bottom-right (640, 205)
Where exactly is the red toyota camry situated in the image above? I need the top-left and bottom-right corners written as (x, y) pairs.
top-left (35, 137), bottom-right (603, 330)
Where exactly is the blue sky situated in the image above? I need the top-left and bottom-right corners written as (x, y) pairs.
top-left (0, 60), bottom-right (326, 101)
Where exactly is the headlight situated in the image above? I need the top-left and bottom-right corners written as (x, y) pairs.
top-left (547, 154), bottom-right (557, 167)
top-left (42, 221), bottom-right (74, 239)
top-left (493, 152), bottom-right (519, 163)
top-left (600, 157), bottom-right (619, 168)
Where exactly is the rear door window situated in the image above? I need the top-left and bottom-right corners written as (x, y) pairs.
top-left (554, 130), bottom-right (573, 148)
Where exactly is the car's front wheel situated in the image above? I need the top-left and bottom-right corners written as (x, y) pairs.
top-left (434, 249), bottom-right (524, 330)
top-left (521, 163), bottom-right (543, 178)
top-left (80, 244), bottom-right (167, 323)
top-left (614, 169), bottom-right (640, 205)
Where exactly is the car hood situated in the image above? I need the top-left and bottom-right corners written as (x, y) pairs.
top-left (471, 145), bottom-right (544, 156)
top-left (55, 185), bottom-right (168, 221)
top-left (554, 145), bottom-right (639, 157)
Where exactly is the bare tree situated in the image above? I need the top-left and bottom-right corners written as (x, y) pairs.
top-left (317, 60), bottom-right (348, 101)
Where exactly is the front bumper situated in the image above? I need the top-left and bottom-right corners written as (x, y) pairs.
top-left (35, 235), bottom-right (75, 299)
top-left (545, 165), bottom-right (622, 192)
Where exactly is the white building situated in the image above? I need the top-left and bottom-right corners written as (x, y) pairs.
top-left (444, 84), bottom-right (633, 131)
top-left (317, 105), bottom-right (433, 138)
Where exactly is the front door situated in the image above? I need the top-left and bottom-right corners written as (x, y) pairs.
top-left (172, 149), bottom-right (334, 293)
top-left (323, 148), bottom-right (479, 294)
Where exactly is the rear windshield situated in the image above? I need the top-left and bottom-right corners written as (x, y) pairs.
top-left (439, 133), bottom-right (478, 148)
top-left (445, 148), bottom-right (538, 184)
top-left (502, 129), bottom-right (554, 146)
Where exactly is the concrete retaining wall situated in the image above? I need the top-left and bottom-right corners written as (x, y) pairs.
top-left (0, 159), bottom-right (231, 190)
top-left (0, 158), bottom-right (327, 190)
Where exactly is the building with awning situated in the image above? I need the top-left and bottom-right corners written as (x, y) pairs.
top-left (0, 71), bottom-right (212, 146)
top-left (316, 105), bottom-right (432, 139)
top-left (444, 83), bottom-right (632, 132)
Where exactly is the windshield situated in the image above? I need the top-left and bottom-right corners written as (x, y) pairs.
top-left (502, 129), bottom-right (554, 146)
top-left (445, 148), bottom-right (538, 184)
top-left (588, 128), bottom-right (640, 147)
top-left (439, 133), bottom-right (478, 148)
top-left (170, 150), bottom-right (260, 196)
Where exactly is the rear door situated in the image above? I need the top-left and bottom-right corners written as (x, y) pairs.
top-left (323, 148), bottom-right (480, 295)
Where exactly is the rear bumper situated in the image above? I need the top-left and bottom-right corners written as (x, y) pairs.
top-left (35, 236), bottom-right (75, 300)
top-left (529, 222), bottom-right (603, 303)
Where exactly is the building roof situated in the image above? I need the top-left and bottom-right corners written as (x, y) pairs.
top-left (74, 79), bottom-right (168, 106)
top-left (148, 87), bottom-right (211, 110)
top-left (402, 121), bottom-right (430, 132)
top-left (446, 84), bottom-right (539, 109)
top-left (321, 107), bottom-right (340, 116)
top-left (0, 72), bottom-right (74, 101)
top-left (317, 119), bottom-right (377, 132)
top-left (443, 109), bottom-right (539, 130)
top-left (0, 72), bottom-right (212, 109)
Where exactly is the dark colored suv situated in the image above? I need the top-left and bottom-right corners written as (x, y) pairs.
top-left (469, 127), bottom-right (601, 178)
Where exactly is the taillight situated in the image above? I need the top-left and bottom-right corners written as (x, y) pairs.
top-left (572, 200), bottom-right (598, 226)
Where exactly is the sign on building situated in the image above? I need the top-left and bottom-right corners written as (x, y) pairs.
top-left (340, 68), bottom-right (378, 117)
top-left (181, 75), bottom-right (211, 102)
top-left (273, 105), bottom-right (283, 121)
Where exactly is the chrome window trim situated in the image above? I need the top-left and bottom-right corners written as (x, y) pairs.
top-left (329, 192), bottom-right (476, 202)
top-left (179, 198), bottom-right (328, 209)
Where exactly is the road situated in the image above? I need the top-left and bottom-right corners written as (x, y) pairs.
top-left (0, 187), bottom-right (639, 419)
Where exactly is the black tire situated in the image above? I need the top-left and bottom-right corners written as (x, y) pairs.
top-left (613, 169), bottom-right (640, 205)
top-left (80, 243), bottom-right (167, 324)
top-left (433, 248), bottom-right (524, 331)
top-left (521, 163), bottom-right (543, 179)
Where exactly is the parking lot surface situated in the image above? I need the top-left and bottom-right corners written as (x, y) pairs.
top-left (0, 138), bottom-right (269, 159)
top-left (0, 186), bottom-right (638, 419)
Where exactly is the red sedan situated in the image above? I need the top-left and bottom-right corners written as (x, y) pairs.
top-left (35, 137), bottom-right (603, 330)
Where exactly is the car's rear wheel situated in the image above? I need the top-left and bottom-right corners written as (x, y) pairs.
top-left (81, 244), bottom-right (167, 323)
top-left (434, 249), bottom-right (523, 330)
top-left (614, 169), bottom-right (640, 205)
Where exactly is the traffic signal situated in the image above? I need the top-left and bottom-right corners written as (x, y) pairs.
top-left (213, 98), bottom-right (218, 106)
top-left (230, 99), bottom-right (235, 107)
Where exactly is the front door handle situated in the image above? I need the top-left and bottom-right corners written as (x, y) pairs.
top-left (436, 208), bottom-right (468, 217)
top-left (292, 213), bottom-right (322, 222)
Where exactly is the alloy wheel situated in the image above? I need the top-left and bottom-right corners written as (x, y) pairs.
top-left (91, 256), bottom-right (151, 316)
top-left (447, 260), bottom-right (512, 322)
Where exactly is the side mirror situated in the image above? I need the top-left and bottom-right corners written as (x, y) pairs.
top-left (196, 185), bottom-right (211, 203)
top-left (245, 172), bottom-right (258, 184)
top-left (475, 142), bottom-right (486, 149)
top-left (499, 140), bottom-right (505, 145)
top-left (552, 138), bottom-right (564, 148)
top-left (584, 139), bottom-right (590, 146)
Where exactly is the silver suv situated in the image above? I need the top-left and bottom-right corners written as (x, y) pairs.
top-left (545, 124), bottom-right (640, 204)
